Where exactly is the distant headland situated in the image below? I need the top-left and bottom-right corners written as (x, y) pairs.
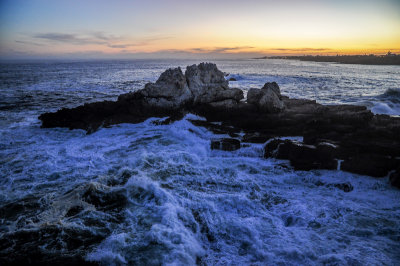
top-left (255, 52), bottom-right (400, 65)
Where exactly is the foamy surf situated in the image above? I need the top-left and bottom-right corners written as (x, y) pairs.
top-left (1, 59), bottom-right (400, 265)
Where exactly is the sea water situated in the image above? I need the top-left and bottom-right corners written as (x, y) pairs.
top-left (0, 59), bottom-right (399, 265)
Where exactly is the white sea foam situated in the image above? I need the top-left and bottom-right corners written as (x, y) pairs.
top-left (1, 60), bottom-right (400, 264)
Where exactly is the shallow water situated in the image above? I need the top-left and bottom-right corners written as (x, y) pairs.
top-left (1, 59), bottom-right (400, 265)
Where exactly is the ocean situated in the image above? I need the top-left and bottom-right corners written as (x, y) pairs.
top-left (1, 59), bottom-right (400, 265)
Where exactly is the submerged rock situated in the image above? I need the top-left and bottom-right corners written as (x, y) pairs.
top-left (211, 138), bottom-right (241, 151)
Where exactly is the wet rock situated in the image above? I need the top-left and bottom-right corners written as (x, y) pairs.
top-left (341, 154), bottom-right (400, 177)
top-left (264, 139), bottom-right (338, 170)
top-left (82, 184), bottom-right (127, 212)
top-left (389, 167), bottom-right (400, 188)
top-left (242, 132), bottom-right (271, 143)
top-left (211, 138), bottom-right (241, 151)
top-left (229, 77), bottom-right (237, 81)
top-left (0, 225), bottom-right (104, 265)
top-left (332, 182), bottom-right (354, 192)
top-left (65, 205), bottom-right (85, 217)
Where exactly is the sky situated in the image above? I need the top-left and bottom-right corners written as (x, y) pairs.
top-left (0, 0), bottom-right (399, 59)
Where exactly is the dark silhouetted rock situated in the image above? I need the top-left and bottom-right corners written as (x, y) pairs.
top-left (264, 139), bottom-right (338, 170)
top-left (211, 138), bottom-right (241, 151)
top-left (332, 182), bottom-right (354, 192)
top-left (341, 154), bottom-right (400, 177)
top-left (389, 167), bottom-right (400, 188)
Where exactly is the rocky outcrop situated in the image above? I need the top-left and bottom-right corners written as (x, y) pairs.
top-left (38, 63), bottom-right (400, 187)
top-left (186, 63), bottom-right (243, 105)
top-left (119, 67), bottom-right (192, 109)
top-left (117, 63), bottom-right (243, 109)
top-left (247, 82), bottom-right (285, 113)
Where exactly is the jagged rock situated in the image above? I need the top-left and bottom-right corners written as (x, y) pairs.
top-left (211, 138), bottom-right (241, 151)
top-left (185, 63), bottom-right (243, 104)
top-left (120, 67), bottom-right (193, 109)
top-left (247, 82), bottom-right (285, 113)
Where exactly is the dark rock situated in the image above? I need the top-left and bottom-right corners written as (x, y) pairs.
top-left (229, 77), bottom-right (237, 81)
top-left (332, 182), bottom-right (354, 192)
top-left (341, 154), bottom-right (400, 177)
top-left (38, 63), bottom-right (400, 187)
top-left (389, 167), bottom-right (400, 188)
top-left (242, 132), bottom-right (271, 143)
top-left (261, 82), bottom-right (281, 98)
top-left (211, 138), bottom-right (241, 151)
top-left (264, 139), bottom-right (338, 170)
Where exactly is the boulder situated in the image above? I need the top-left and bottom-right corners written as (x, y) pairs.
top-left (185, 63), bottom-right (243, 104)
top-left (246, 82), bottom-right (285, 113)
top-left (261, 82), bottom-right (282, 98)
top-left (247, 88), bottom-right (264, 105)
top-left (264, 139), bottom-right (338, 170)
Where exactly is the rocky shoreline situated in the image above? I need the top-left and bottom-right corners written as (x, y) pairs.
top-left (39, 63), bottom-right (400, 188)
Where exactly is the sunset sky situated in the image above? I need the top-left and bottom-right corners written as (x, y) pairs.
top-left (0, 0), bottom-right (399, 59)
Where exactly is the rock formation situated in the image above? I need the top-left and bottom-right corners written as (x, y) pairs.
top-left (247, 82), bottom-right (285, 112)
top-left (185, 63), bottom-right (243, 105)
top-left (119, 67), bottom-right (192, 109)
top-left (38, 63), bottom-right (400, 186)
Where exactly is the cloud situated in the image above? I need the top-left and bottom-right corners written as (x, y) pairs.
top-left (31, 32), bottom-right (172, 49)
top-left (188, 46), bottom-right (255, 53)
top-left (15, 40), bottom-right (44, 46)
top-left (33, 33), bottom-right (107, 45)
top-left (269, 48), bottom-right (333, 52)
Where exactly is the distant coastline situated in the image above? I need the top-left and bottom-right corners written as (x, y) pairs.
top-left (255, 52), bottom-right (400, 65)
